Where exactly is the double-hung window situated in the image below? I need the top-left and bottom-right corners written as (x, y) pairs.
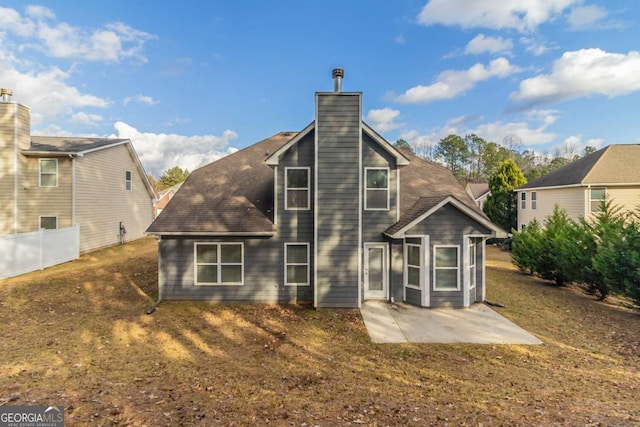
top-left (531, 191), bottom-right (537, 210)
top-left (195, 243), bottom-right (243, 285)
top-left (39, 159), bottom-right (58, 187)
top-left (434, 245), bottom-right (459, 290)
top-left (125, 171), bottom-right (132, 191)
top-left (406, 244), bottom-right (421, 289)
top-left (365, 168), bottom-right (389, 210)
top-left (590, 188), bottom-right (606, 213)
top-left (285, 167), bottom-right (310, 210)
top-left (285, 243), bottom-right (309, 286)
top-left (520, 192), bottom-right (526, 210)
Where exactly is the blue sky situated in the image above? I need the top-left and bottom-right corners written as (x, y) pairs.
top-left (1, 1), bottom-right (639, 176)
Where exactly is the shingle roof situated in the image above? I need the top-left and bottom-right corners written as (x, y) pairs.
top-left (466, 182), bottom-right (490, 200)
top-left (147, 129), bottom-right (494, 235)
top-left (518, 144), bottom-right (640, 190)
top-left (147, 132), bottom-right (296, 235)
top-left (26, 137), bottom-right (129, 154)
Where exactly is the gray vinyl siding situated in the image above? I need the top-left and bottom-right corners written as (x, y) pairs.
top-left (278, 131), bottom-right (314, 241)
top-left (405, 287), bottom-right (421, 306)
top-left (389, 240), bottom-right (404, 303)
top-left (362, 133), bottom-right (398, 242)
top-left (315, 92), bottom-right (361, 307)
top-left (407, 205), bottom-right (491, 307)
top-left (159, 132), bottom-right (316, 303)
top-left (159, 237), bottom-right (313, 303)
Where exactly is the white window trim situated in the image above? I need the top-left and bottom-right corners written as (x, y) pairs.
top-left (39, 215), bottom-right (58, 230)
top-left (284, 167), bottom-right (310, 211)
top-left (194, 242), bottom-right (244, 286)
top-left (589, 187), bottom-right (607, 213)
top-left (404, 243), bottom-right (421, 290)
top-left (39, 158), bottom-right (58, 188)
top-left (364, 167), bottom-right (390, 211)
top-left (433, 245), bottom-right (460, 291)
top-left (520, 192), bottom-right (526, 210)
top-left (531, 191), bottom-right (537, 210)
top-left (284, 243), bottom-right (310, 286)
top-left (125, 170), bottom-right (132, 192)
top-left (469, 240), bottom-right (476, 290)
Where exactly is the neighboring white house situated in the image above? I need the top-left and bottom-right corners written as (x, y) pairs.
top-left (0, 89), bottom-right (156, 253)
top-left (516, 144), bottom-right (640, 230)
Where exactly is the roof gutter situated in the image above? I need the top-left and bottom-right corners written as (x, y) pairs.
top-left (145, 231), bottom-right (277, 237)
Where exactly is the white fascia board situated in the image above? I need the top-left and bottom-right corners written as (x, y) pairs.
top-left (387, 196), bottom-right (502, 239)
top-left (362, 122), bottom-right (410, 166)
top-left (265, 122), bottom-right (315, 166)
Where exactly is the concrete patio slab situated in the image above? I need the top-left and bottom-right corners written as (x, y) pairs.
top-left (360, 301), bottom-right (543, 344)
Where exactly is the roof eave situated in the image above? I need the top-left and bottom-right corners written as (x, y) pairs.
top-left (362, 122), bottom-right (410, 166)
top-left (265, 123), bottom-right (314, 166)
top-left (146, 231), bottom-right (277, 237)
top-left (386, 196), bottom-right (503, 239)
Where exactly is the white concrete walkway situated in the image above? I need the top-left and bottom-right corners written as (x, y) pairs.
top-left (360, 301), bottom-right (543, 344)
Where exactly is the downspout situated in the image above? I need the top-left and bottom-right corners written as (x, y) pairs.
top-left (71, 155), bottom-right (76, 225)
top-left (146, 236), bottom-right (163, 314)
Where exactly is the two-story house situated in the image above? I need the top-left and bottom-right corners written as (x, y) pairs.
top-left (0, 89), bottom-right (156, 253)
top-left (147, 69), bottom-right (502, 308)
top-left (516, 144), bottom-right (640, 230)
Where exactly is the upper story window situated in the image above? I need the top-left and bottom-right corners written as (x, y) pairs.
top-left (590, 188), bottom-right (606, 213)
top-left (365, 168), bottom-right (389, 210)
top-left (125, 171), bottom-right (132, 191)
top-left (531, 191), bottom-right (537, 210)
top-left (520, 192), bottom-right (526, 210)
top-left (285, 167), bottom-right (310, 210)
top-left (39, 159), bottom-right (58, 187)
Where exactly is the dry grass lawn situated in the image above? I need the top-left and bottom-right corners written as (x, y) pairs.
top-left (0, 238), bottom-right (639, 426)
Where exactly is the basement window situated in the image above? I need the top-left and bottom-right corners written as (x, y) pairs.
top-left (39, 216), bottom-right (58, 230)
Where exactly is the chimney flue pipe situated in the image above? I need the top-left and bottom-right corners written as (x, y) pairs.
top-left (332, 68), bottom-right (344, 92)
top-left (0, 88), bottom-right (12, 102)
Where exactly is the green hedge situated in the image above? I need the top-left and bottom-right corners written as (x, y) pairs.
top-left (511, 201), bottom-right (640, 308)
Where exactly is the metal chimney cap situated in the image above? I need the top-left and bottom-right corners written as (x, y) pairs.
top-left (332, 68), bottom-right (344, 78)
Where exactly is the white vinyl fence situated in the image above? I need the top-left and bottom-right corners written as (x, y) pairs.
top-left (0, 225), bottom-right (80, 279)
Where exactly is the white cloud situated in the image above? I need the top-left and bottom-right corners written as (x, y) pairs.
top-left (124, 94), bottom-right (159, 106)
top-left (70, 112), bottom-right (102, 126)
top-left (567, 5), bottom-right (608, 30)
top-left (395, 58), bottom-right (520, 103)
top-left (111, 122), bottom-right (239, 174)
top-left (464, 34), bottom-right (513, 55)
top-left (520, 37), bottom-right (558, 56)
top-left (417, 0), bottom-right (581, 32)
top-left (394, 34), bottom-right (406, 44)
top-left (511, 49), bottom-right (640, 107)
top-left (366, 108), bottom-right (404, 132)
top-left (400, 110), bottom-right (559, 157)
top-left (0, 63), bottom-right (110, 124)
top-left (0, 6), bottom-right (156, 62)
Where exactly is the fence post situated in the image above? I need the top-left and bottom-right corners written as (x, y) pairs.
top-left (39, 228), bottom-right (44, 271)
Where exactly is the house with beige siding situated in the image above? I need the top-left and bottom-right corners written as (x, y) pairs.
top-left (147, 69), bottom-right (503, 309)
top-left (516, 144), bottom-right (640, 230)
top-left (0, 90), bottom-right (155, 253)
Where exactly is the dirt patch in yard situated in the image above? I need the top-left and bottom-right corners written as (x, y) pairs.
top-left (1, 239), bottom-right (639, 425)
